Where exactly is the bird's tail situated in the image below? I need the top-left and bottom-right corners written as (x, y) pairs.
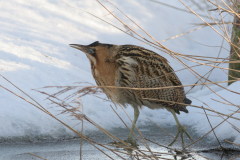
top-left (184, 98), bottom-right (192, 105)
top-left (175, 98), bottom-right (191, 114)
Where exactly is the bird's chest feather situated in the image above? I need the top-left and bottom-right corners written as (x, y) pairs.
top-left (91, 61), bottom-right (119, 102)
top-left (93, 62), bottom-right (118, 87)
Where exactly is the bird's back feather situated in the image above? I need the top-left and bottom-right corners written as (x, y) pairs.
top-left (115, 45), bottom-right (190, 114)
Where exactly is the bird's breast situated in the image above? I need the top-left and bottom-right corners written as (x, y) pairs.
top-left (92, 62), bottom-right (119, 101)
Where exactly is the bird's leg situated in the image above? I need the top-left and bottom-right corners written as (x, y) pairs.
top-left (168, 109), bottom-right (193, 149)
top-left (125, 106), bottom-right (139, 147)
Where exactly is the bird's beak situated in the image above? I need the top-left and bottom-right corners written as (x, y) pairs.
top-left (69, 44), bottom-right (88, 52)
top-left (69, 44), bottom-right (96, 56)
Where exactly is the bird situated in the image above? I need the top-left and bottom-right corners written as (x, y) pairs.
top-left (70, 41), bottom-right (192, 148)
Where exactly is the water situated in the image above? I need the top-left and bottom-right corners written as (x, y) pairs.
top-left (0, 125), bottom-right (239, 160)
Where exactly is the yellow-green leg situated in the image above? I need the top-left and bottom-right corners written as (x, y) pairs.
top-left (169, 109), bottom-right (193, 149)
top-left (125, 107), bottom-right (139, 147)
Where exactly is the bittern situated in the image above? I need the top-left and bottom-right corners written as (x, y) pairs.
top-left (70, 41), bottom-right (192, 148)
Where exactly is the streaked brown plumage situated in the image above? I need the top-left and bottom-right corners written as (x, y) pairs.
top-left (70, 41), bottom-right (192, 148)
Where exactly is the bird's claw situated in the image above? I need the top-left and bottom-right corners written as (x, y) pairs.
top-left (124, 138), bottom-right (139, 148)
top-left (168, 125), bottom-right (193, 148)
top-left (109, 138), bottom-right (139, 150)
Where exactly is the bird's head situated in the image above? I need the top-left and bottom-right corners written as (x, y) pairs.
top-left (70, 41), bottom-right (117, 67)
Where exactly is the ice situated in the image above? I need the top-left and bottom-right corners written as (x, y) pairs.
top-left (0, 0), bottom-right (239, 146)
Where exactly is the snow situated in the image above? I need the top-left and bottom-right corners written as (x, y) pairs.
top-left (0, 0), bottom-right (239, 145)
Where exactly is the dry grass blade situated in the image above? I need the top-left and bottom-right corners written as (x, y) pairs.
top-left (42, 94), bottom-right (140, 158)
top-left (202, 106), bottom-right (224, 150)
top-left (144, 97), bottom-right (240, 121)
top-left (207, 0), bottom-right (240, 15)
top-left (36, 78), bottom-right (239, 94)
top-left (78, 79), bottom-right (237, 90)
top-left (211, 98), bottom-right (237, 106)
top-left (191, 22), bottom-right (237, 25)
top-left (0, 76), bottom-right (122, 160)
top-left (144, 138), bottom-right (180, 152)
top-left (194, 95), bottom-right (240, 136)
top-left (147, 118), bottom-right (184, 147)
top-left (209, 98), bottom-right (240, 136)
top-left (232, 125), bottom-right (240, 134)
top-left (80, 121), bottom-right (83, 160)
top-left (224, 139), bottom-right (240, 147)
top-left (99, 0), bottom-right (168, 52)
top-left (0, 85), bottom-right (49, 114)
top-left (175, 52), bottom-right (240, 72)
top-left (200, 34), bottom-right (225, 90)
top-left (186, 55), bottom-right (231, 94)
top-left (216, 0), bottom-right (232, 49)
top-left (139, 26), bottom-right (206, 44)
top-left (149, 0), bottom-right (210, 18)
top-left (60, 0), bottom-right (161, 53)
top-left (41, 84), bottom-right (240, 120)
top-left (80, 117), bottom-right (137, 159)
top-left (0, 74), bottom-right (47, 112)
top-left (222, 0), bottom-right (240, 18)
top-left (110, 106), bottom-right (154, 155)
top-left (146, 118), bottom-right (210, 159)
top-left (179, 0), bottom-right (240, 51)
top-left (177, 56), bottom-right (239, 63)
top-left (175, 25), bottom-right (229, 49)
top-left (187, 108), bottom-right (240, 147)
top-left (28, 153), bottom-right (47, 160)
top-left (228, 154), bottom-right (240, 160)
top-left (180, 55), bottom-right (229, 59)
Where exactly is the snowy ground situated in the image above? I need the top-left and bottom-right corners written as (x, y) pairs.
top-left (0, 0), bottom-right (239, 151)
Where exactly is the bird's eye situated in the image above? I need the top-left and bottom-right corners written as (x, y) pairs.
top-left (88, 48), bottom-right (96, 56)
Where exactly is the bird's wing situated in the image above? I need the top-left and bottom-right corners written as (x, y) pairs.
top-left (115, 46), bottom-right (188, 114)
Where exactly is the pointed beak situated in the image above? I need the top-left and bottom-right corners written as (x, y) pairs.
top-left (69, 44), bottom-right (95, 56)
top-left (69, 44), bottom-right (87, 52)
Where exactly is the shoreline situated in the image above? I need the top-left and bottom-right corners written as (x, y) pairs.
top-left (1, 125), bottom-right (239, 160)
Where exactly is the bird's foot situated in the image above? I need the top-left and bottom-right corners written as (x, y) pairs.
top-left (168, 125), bottom-right (193, 149)
top-left (168, 148), bottom-right (193, 159)
top-left (124, 138), bottom-right (139, 148)
top-left (109, 138), bottom-right (138, 150)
